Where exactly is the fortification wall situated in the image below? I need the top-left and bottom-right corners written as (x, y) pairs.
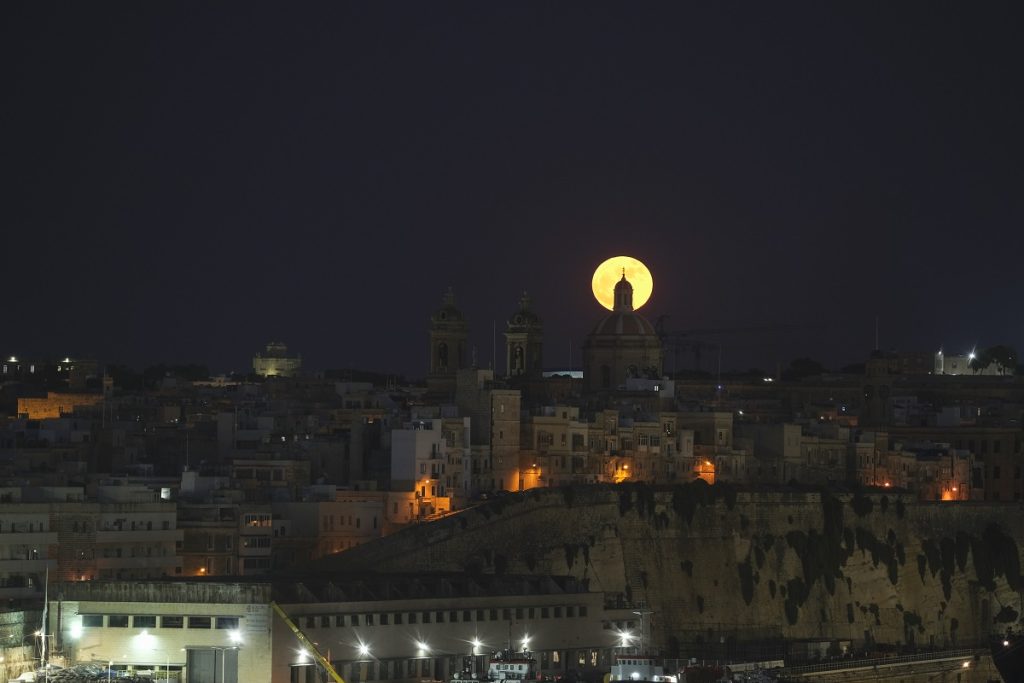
top-left (328, 484), bottom-right (1024, 653)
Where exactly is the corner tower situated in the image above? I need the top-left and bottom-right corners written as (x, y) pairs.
top-left (505, 292), bottom-right (543, 378)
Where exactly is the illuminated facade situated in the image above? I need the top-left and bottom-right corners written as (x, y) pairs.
top-left (252, 342), bottom-right (302, 377)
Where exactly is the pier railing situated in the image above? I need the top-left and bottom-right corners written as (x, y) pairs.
top-left (778, 648), bottom-right (981, 676)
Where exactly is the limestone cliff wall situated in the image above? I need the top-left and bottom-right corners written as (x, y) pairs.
top-left (326, 484), bottom-right (1024, 652)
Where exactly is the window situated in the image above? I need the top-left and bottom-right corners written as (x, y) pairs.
top-left (541, 608), bottom-right (549, 619)
top-left (380, 613), bottom-right (389, 626)
top-left (108, 615), bottom-right (129, 628)
top-left (489, 609), bottom-right (497, 621)
top-left (422, 612), bottom-right (431, 624)
top-left (161, 616), bottom-right (183, 629)
top-left (188, 616), bottom-right (212, 629)
top-left (476, 609), bottom-right (485, 621)
top-left (579, 606), bottom-right (588, 617)
top-left (408, 613), bottom-right (417, 624)
top-left (82, 615), bottom-right (103, 628)
top-left (366, 614), bottom-right (374, 626)
top-left (502, 609), bottom-right (511, 621)
top-left (133, 616), bottom-right (156, 628)
top-left (436, 611), bottom-right (444, 623)
top-left (394, 613), bottom-right (402, 625)
top-left (214, 616), bottom-right (240, 630)
top-left (994, 466), bottom-right (1002, 480)
top-left (449, 610), bottom-right (458, 623)
top-left (515, 608), bottom-right (524, 620)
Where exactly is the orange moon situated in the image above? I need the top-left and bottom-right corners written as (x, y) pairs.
top-left (591, 256), bottom-right (653, 311)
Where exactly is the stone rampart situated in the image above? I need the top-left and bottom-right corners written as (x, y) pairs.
top-left (327, 484), bottom-right (1024, 653)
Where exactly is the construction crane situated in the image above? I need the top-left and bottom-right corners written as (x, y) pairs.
top-left (654, 316), bottom-right (821, 374)
top-left (271, 601), bottom-right (346, 683)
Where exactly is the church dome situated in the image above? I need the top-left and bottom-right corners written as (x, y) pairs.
top-left (591, 311), bottom-right (658, 336)
top-left (507, 292), bottom-right (542, 330)
top-left (583, 270), bottom-right (663, 392)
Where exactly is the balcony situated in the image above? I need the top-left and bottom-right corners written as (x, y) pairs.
top-left (95, 556), bottom-right (181, 569)
top-left (0, 558), bottom-right (57, 572)
top-left (95, 529), bottom-right (184, 544)
top-left (0, 532), bottom-right (59, 547)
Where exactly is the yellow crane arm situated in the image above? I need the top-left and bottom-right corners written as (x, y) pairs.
top-left (271, 601), bottom-right (346, 683)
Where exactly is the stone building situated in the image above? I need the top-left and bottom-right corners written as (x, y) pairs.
top-left (426, 288), bottom-right (469, 397)
top-left (252, 342), bottom-right (302, 378)
top-left (45, 576), bottom-right (634, 683)
top-left (505, 292), bottom-right (543, 378)
top-left (583, 273), bottom-right (663, 393)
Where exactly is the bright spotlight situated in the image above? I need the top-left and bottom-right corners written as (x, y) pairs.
top-left (520, 636), bottom-right (530, 650)
top-left (228, 630), bottom-right (243, 644)
top-left (358, 643), bottom-right (370, 658)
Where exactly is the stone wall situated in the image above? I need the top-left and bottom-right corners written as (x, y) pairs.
top-left (326, 483), bottom-right (1024, 653)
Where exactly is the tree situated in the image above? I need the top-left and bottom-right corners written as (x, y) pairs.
top-left (970, 345), bottom-right (1017, 375)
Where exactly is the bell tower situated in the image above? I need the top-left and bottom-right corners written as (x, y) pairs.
top-left (427, 287), bottom-right (468, 395)
top-left (504, 292), bottom-right (543, 378)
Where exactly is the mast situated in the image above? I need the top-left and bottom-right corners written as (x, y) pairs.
top-left (41, 567), bottom-right (48, 681)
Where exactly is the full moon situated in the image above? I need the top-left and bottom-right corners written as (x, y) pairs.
top-left (591, 255), bottom-right (653, 311)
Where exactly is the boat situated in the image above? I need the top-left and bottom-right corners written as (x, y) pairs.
top-left (991, 631), bottom-right (1024, 682)
top-left (607, 653), bottom-right (677, 683)
top-left (607, 609), bottom-right (677, 683)
top-left (450, 647), bottom-right (540, 683)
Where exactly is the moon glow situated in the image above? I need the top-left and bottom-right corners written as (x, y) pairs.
top-left (591, 255), bottom-right (653, 311)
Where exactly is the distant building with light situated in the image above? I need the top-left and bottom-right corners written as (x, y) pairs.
top-left (934, 350), bottom-right (1004, 376)
top-left (252, 342), bottom-right (302, 377)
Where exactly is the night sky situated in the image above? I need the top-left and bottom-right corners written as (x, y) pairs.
top-left (5, 3), bottom-right (1023, 377)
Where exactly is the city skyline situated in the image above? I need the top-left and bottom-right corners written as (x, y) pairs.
top-left (5, 3), bottom-right (1022, 374)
